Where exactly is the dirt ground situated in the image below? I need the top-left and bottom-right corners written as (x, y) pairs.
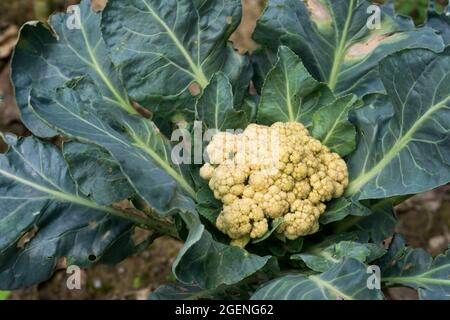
top-left (1, 0), bottom-right (449, 300)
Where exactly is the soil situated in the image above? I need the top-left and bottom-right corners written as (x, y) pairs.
top-left (1, 0), bottom-right (449, 300)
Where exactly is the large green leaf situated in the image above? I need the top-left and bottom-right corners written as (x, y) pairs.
top-left (251, 258), bottom-right (383, 300)
top-left (11, 0), bottom-right (135, 137)
top-left (0, 135), bottom-right (139, 290)
top-left (251, 47), bottom-right (278, 94)
top-left (222, 47), bottom-right (254, 108)
top-left (427, 1), bottom-right (450, 45)
top-left (253, 0), bottom-right (444, 96)
top-left (196, 73), bottom-right (247, 130)
top-left (63, 141), bottom-right (135, 206)
top-left (311, 94), bottom-right (360, 157)
top-left (334, 205), bottom-right (397, 244)
top-left (346, 48), bottom-right (450, 200)
top-left (173, 218), bottom-right (271, 289)
top-left (101, 0), bottom-right (242, 114)
top-left (379, 234), bottom-right (450, 300)
top-left (151, 276), bottom-right (263, 300)
top-left (257, 46), bottom-right (334, 126)
top-left (292, 240), bottom-right (385, 273)
top-left (30, 78), bottom-right (196, 214)
top-left (319, 197), bottom-right (371, 225)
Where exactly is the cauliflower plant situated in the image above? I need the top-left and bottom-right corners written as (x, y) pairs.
top-left (200, 122), bottom-right (349, 246)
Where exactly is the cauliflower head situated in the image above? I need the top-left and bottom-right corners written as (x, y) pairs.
top-left (200, 122), bottom-right (349, 245)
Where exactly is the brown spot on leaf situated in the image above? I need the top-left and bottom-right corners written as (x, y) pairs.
top-left (17, 225), bottom-right (38, 249)
top-left (189, 82), bottom-right (201, 96)
top-left (304, 0), bottom-right (332, 24)
top-left (345, 34), bottom-right (387, 59)
top-left (91, 0), bottom-right (107, 12)
top-left (226, 16), bottom-right (233, 25)
top-left (132, 101), bottom-right (153, 119)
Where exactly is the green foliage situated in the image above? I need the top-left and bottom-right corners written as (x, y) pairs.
top-left (251, 259), bottom-right (384, 300)
top-left (379, 234), bottom-right (450, 299)
top-left (1, 0), bottom-right (450, 300)
top-left (396, 0), bottom-right (448, 25)
top-left (0, 291), bottom-right (10, 300)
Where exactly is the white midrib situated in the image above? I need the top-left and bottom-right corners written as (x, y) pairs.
top-left (383, 277), bottom-right (450, 286)
top-left (283, 62), bottom-right (295, 121)
top-left (346, 95), bottom-right (450, 196)
top-left (215, 83), bottom-right (220, 129)
top-left (141, 0), bottom-right (209, 89)
top-left (309, 275), bottom-right (353, 300)
top-left (383, 263), bottom-right (450, 286)
top-left (0, 168), bottom-right (151, 226)
top-left (0, 168), bottom-right (115, 215)
top-left (132, 134), bottom-right (196, 198)
top-left (328, 0), bottom-right (355, 91)
top-left (78, 22), bottom-right (137, 115)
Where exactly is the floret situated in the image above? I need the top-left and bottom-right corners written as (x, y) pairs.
top-left (200, 122), bottom-right (349, 245)
top-left (216, 198), bottom-right (269, 240)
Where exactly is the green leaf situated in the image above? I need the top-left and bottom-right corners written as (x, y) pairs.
top-left (251, 258), bottom-right (384, 300)
top-left (257, 46), bottom-right (334, 126)
top-left (151, 274), bottom-right (265, 300)
top-left (30, 78), bottom-right (196, 215)
top-left (427, 2), bottom-right (450, 45)
top-left (101, 0), bottom-right (242, 113)
top-left (196, 73), bottom-right (247, 130)
top-left (292, 241), bottom-right (385, 273)
top-left (0, 135), bottom-right (138, 290)
top-left (196, 204), bottom-right (220, 225)
top-left (63, 141), bottom-right (135, 206)
top-left (173, 215), bottom-right (271, 289)
top-left (319, 197), bottom-right (371, 225)
top-left (346, 48), bottom-right (450, 200)
top-left (379, 234), bottom-right (450, 300)
top-left (222, 47), bottom-right (254, 108)
top-left (251, 47), bottom-right (278, 94)
top-left (0, 291), bottom-right (10, 300)
top-left (312, 94), bottom-right (360, 157)
top-left (304, 231), bottom-right (369, 250)
top-left (150, 282), bottom-right (251, 300)
top-left (334, 205), bottom-right (397, 244)
top-left (11, 0), bottom-right (136, 137)
top-left (253, 0), bottom-right (444, 96)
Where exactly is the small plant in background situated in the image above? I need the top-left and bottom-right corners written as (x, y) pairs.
top-left (395, 0), bottom-right (448, 24)
top-left (0, 291), bottom-right (10, 300)
top-left (0, 0), bottom-right (450, 300)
